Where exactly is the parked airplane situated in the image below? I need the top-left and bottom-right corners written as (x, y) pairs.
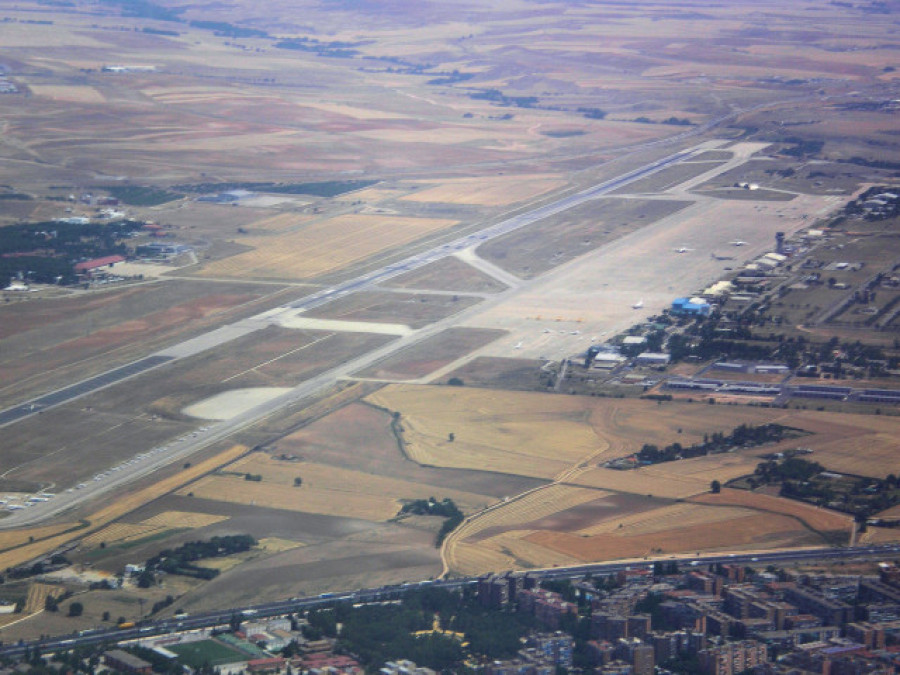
top-left (673, 246), bottom-right (694, 253)
top-left (730, 240), bottom-right (748, 246)
top-left (513, 341), bottom-right (523, 350)
top-left (632, 299), bottom-right (644, 309)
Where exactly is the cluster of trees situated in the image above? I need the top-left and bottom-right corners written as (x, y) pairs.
top-left (0, 219), bottom-right (144, 284)
top-left (274, 37), bottom-right (360, 58)
top-left (144, 535), bottom-right (256, 580)
top-left (174, 179), bottom-right (376, 197)
top-left (469, 88), bottom-right (539, 108)
top-left (400, 498), bottom-right (464, 546)
top-left (306, 587), bottom-right (536, 670)
top-left (753, 458), bottom-right (900, 521)
top-left (637, 423), bottom-right (800, 465)
top-left (99, 185), bottom-right (181, 206)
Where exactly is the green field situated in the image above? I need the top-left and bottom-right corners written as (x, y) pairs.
top-left (167, 639), bottom-right (247, 667)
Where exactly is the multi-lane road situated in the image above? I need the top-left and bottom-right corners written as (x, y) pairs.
top-left (2, 544), bottom-right (898, 658)
top-left (0, 142), bottom-right (706, 528)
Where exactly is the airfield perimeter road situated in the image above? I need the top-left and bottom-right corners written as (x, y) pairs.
top-left (0, 141), bottom-right (716, 528)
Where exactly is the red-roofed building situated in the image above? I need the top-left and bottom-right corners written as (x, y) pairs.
top-left (299, 652), bottom-right (363, 674)
top-left (74, 255), bottom-right (125, 273)
top-left (246, 656), bottom-right (285, 672)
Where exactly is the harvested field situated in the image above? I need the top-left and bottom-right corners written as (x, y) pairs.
top-left (0, 445), bottom-right (248, 570)
top-left (400, 174), bottom-right (565, 206)
top-left (382, 256), bottom-right (508, 294)
top-left (275, 402), bottom-right (546, 500)
top-left (460, 485), bottom-right (610, 541)
top-left (28, 85), bottom-right (105, 103)
top-left (860, 527), bottom-right (900, 545)
top-left (303, 290), bottom-right (482, 329)
top-left (689, 488), bottom-right (853, 540)
top-left (368, 387), bottom-right (605, 478)
top-left (354, 327), bottom-right (506, 380)
top-left (526, 512), bottom-right (820, 561)
top-left (81, 511), bottom-right (229, 547)
top-left (24, 582), bottom-right (66, 614)
top-left (477, 198), bottom-right (691, 278)
top-left (576, 502), bottom-right (755, 537)
top-left (180, 451), bottom-right (495, 520)
top-left (198, 214), bottom-right (458, 280)
top-left (573, 453), bottom-right (761, 499)
top-left (243, 212), bottom-right (315, 232)
top-left (0, 523), bottom-right (79, 554)
top-left (367, 386), bottom-right (791, 479)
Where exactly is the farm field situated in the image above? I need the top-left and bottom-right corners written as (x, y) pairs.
top-left (367, 385), bottom-right (785, 479)
top-left (400, 174), bottom-right (566, 206)
top-left (179, 451), bottom-right (495, 521)
top-left (197, 214), bottom-right (459, 281)
top-left (354, 327), bottom-right (507, 381)
top-left (274, 402), bottom-right (546, 500)
top-left (371, 385), bottom-right (900, 482)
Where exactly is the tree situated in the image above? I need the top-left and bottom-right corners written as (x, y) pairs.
top-left (102, 611), bottom-right (110, 621)
top-left (68, 602), bottom-right (83, 617)
top-left (711, 480), bottom-right (722, 494)
top-left (448, 432), bottom-right (455, 443)
top-left (45, 595), bottom-right (59, 612)
top-left (293, 477), bottom-right (302, 487)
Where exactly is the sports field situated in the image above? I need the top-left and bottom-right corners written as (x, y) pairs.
top-left (167, 639), bottom-right (247, 668)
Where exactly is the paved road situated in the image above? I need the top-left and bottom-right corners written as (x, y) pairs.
top-left (2, 543), bottom-right (897, 658)
top-left (0, 143), bottom-right (707, 528)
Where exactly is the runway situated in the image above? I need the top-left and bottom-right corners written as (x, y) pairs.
top-left (0, 141), bottom-right (715, 528)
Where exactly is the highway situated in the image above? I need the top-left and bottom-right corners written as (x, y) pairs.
top-left (0, 142), bottom-right (704, 528)
top-left (2, 543), bottom-right (898, 659)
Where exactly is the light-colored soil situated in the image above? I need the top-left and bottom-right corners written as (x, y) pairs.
top-left (400, 175), bottom-right (565, 206)
top-left (183, 387), bottom-right (293, 420)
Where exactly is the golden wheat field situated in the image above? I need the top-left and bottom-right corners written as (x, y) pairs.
top-left (180, 452), bottom-right (494, 521)
top-left (688, 488), bottom-right (853, 535)
top-left (199, 214), bottom-right (458, 280)
top-left (527, 512), bottom-right (815, 562)
top-left (367, 385), bottom-right (790, 479)
top-left (400, 175), bottom-right (566, 206)
top-left (0, 445), bottom-right (249, 569)
top-left (27, 85), bottom-right (106, 103)
top-left (244, 212), bottom-right (315, 232)
top-left (81, 511), bottom-right (230, 547)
